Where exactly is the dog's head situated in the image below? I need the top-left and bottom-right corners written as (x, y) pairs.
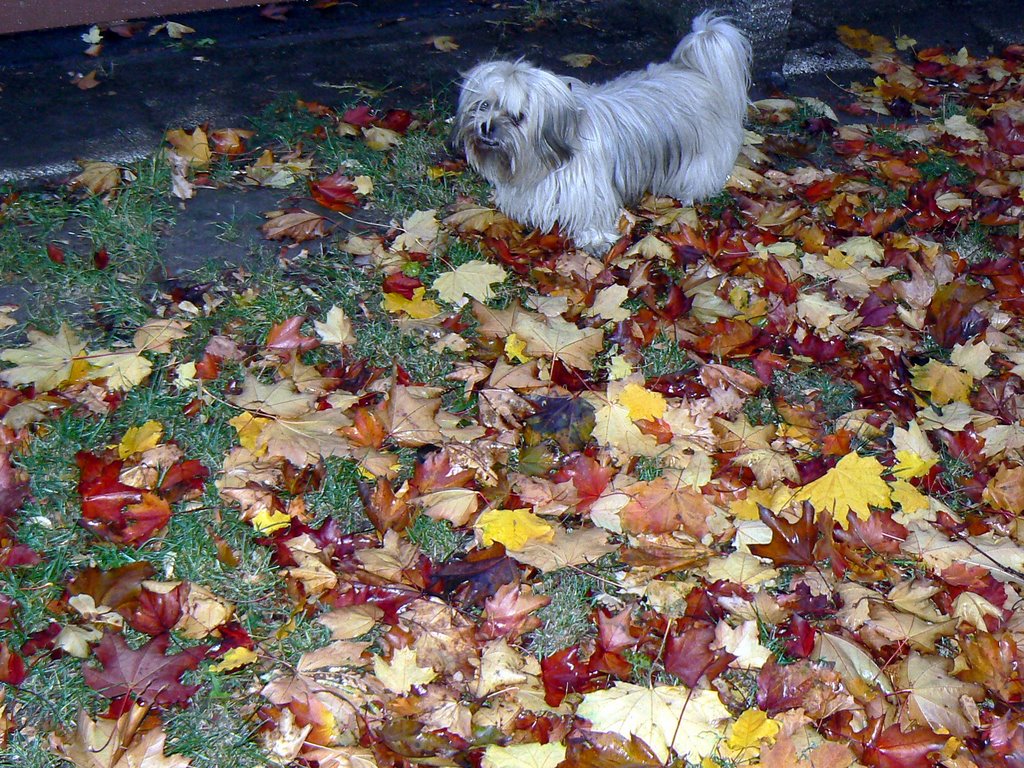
top-left (453, 60), bottom-right (580, 186)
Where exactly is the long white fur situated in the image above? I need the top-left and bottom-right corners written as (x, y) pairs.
top-left (453, 12), bottom-right (751, 252)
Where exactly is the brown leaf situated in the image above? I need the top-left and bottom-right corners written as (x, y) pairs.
top-left (750, 502), bottom-right (818, 566)
top-left (261, 210), bottom-right (331, 242)
top-left (619, 477), bottom-right (715, 539)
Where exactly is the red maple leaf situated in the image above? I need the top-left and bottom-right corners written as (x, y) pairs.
top-left (158, 459), bottom-right (210, 502)
top-left (76, 452), bottom-right (172, 545)
top-left (0, 642), bottom-right (26, 686)
top-left (265, 316), bottom-right (319, 357)
top-left (310, 172), bottom-right (361, 213)
top-left (341, 105), bottom-right (375, 127)
top-left (0, 451), bottom-right (30, 524)
top-left (127, 581), bottom-right (187, 636)
top-left (410, 450), bottom-right (474, 494)
top-left (480, 583), bottom-right (549, 641)
top-left (82, 632), bottom-right (205, 705)
top-left (379, 109), bottom-right (414, 134)
top-left (749, 502), bottom-right (818, 566)
top-left (540, 645), bottom-right (596, 707)
top-left (664, 620), bottom-right (734, 687)
top-left (857, 721), bottom-right (947, 768)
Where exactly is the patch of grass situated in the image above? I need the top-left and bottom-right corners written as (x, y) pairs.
top-left (320, 129), bottom-right (486, 217)
top-left (408, 515), bottom-right (471, 562)
top-left (0, 734), bottom-right (68, 768)
top-left (774, 366), bottom-right (858, 424)
top-left (248, 94), bottom-right (328, 150)
top-left (948, 224), bottom-right (1000, 265)
top-left (305, 457), bottom-right (370, 533)
top-left (518, 0), bottom-right (562, 26)
top-left (936, 448), bottom-right (975, 513)
top-left (869, 128), bottom-right (918, 152)
top-left (9, 654), bottom-right (104, 734)
top-left (0, 157), bottom-right (176, 335)
top-left (528, 558), bottom-right (624, 659)
top-left (701, 191), bottom-right (739, 220)
top-left (640, 332), bottom-right (694, 378)
top-left (743, 391), bottom-right (779, 427)
top-left (355, 315), bottom-right (457, 386)
top-left (758, 619), bottom-right (796, 665)
top-left (164, 688), bottom-right (266, 768)
top-left (267, 611), bottom-right (334, 666)
top-left (757, 98), bottom-right (831, 137)
top-left (528, 568), bottom-right (598, 658)
top-left (918, 152), bottom-right (974, 186)
top-left (633, 455), bottom-right (664, 481)
top-left (866, 184), bottom-right (908, 211)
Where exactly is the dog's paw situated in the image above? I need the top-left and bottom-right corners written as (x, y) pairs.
top-left (574, 229), bottom-right (620, 254)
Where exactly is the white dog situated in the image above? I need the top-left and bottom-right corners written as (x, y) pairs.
top-left (453, 12), bottom-right (751, 252)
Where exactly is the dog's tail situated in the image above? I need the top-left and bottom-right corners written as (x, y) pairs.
top-left (671, 12), bottom-right (751, 123)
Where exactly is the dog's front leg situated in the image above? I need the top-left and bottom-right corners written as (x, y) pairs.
top-left (573, 227), bottom-right (622, 254)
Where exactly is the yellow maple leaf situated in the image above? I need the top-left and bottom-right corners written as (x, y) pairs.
top-left (893, 449), bottom-right (937, 479)
top-left (432, 260), bottom-right (507, 305)
top-left (174, 361), bottom-right (197, 390)
top-left (585, 284), bottom-right (631, 323)
top-left (795, 452), bottom-right (892, 529)
top-left (165, 126), bottom-right (211, 169)
top-left (0, 324), bottom-right (88, 390)
top-left (250, 507), bottom-right (291, 534)
top-left (373, 647), bottom-right (437, 694)
top-left (504, 333), bottom-right (531, 363)
top-left (208, 646), bottom-right (258, 673)
top-left (116, 421), bottom-right (164, 459)
top-left (512, 313), bottom-right (604, 371)
top-left (607, 355), bottom-right (633, 380)
top-left (911, 360), bottom-right (973, 405)
top-left (90, 350), bottom-right (153, 391)
top-left (618, 383), bottom-right (666, 421)
top-left (890, 479), bottom-right (929, 518)
top-left (382, 287), bottom-right (441, 319)
top-left (730, 486), bottom-right (799, 521)
top-left (393, 209), bottom-right (440, 252)
top-left (577, 682), bottom-right (730, 763)
top-left (229, 412), bottom-right (270, 452)
top-left (560, 52), bottom-right (596, 68)
top-left (482, 742), bottom-right (567, 768)
top-left (475, 508), bottom-right (554, 551)
top-left (726, 708), bottom-right (780, 751)
top-left (837, 25), bottom-right (895, 54)
top-left (132, 318), bottom-right (191, 354)
top-left (363, 126), bottom-right (402, 151)
top-left (314, 305), bottom-right (355, 347)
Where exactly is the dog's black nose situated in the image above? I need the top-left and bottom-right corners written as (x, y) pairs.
top-left (479, 122), bottom-right (493, 137)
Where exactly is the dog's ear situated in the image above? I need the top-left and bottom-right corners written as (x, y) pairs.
top-left (532, 77), bottom-right (580, 170)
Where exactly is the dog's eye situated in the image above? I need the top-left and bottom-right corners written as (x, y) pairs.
top-left (479, 100), bottom-right (490, 111)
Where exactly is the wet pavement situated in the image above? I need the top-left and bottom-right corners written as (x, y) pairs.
top-left (1, 0), bottom-right (1021, 186)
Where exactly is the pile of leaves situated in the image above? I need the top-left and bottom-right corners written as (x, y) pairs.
top-left (3, 26), bottom-right (1024, 768)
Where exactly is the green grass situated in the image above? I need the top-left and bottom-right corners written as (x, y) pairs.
top-left (305, 456), bottom-right (370, 533)
top-left (917, 152), bottom-right (974, 186)
top-left (774, 366), bottom-right (858, 424)
top-left (640, 332), bottom-right (694, 379)
top-left (163, 688), bottom-right (267, 768)
top-left (407, 515), bottom-right (471, 562)
top-left (527, 560), bottom-right (622, 658)
top-left (948, 224), bottom-right (1001, 266)
top-left (0, 157), bottom-right (175, 336)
